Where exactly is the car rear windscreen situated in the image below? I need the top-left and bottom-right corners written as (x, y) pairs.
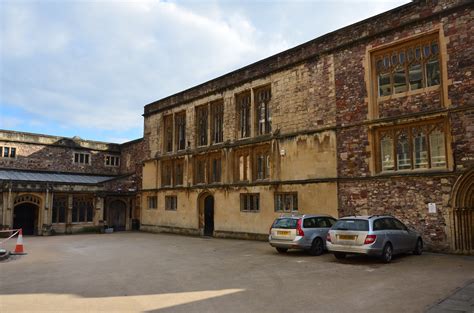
top-left (333, 219), bottom-right (369, 231)
top-left (272, 218), bottom-right (298, 229)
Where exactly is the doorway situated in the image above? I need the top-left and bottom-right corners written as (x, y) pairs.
top-left (13, 203), bottom-right (38, 235)
top-left (203, 195), bottom-right (214, 236)
top-left (108, 200), bottom-right (127, 231)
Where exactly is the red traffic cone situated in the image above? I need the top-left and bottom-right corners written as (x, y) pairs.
top-left (12, 229), bottom-right (27, 255)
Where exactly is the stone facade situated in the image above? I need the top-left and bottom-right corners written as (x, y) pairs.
top-left (140, 1), bottom-right (473, 253)
top-left (0, 130), bottom-right (144, 235)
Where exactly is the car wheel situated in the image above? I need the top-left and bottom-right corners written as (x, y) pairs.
top-left (276, 247), bottom-right (288, 254)
top-left (413, 238), bottom-right (423, 255)
top-left (334, 252), bottom-right (346, 260)
top-left (309, 238), bottom-right (324, 256)
top-left (381, 243), bottom-right (393, 263)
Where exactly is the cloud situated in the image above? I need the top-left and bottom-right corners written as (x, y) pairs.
top-left (0, 0), bottom-right (409, 141)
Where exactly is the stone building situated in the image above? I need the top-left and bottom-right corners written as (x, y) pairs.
top-left (1, 1), bottom-right (472, 254)
top-left (0, 130), bottom-right (144, 235)
top-left (140, 0), bottom-right (473, 253)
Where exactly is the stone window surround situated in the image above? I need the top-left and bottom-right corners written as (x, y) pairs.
top-left (274, 192), bottom-right (298, 212)
top-left (0, 146), bottom-right (17, 158)
top-left (193, 153), bottom-right (222, 185)
top-left (372, 117), bottom-right (450, 174)
top-left (105, 155), bottom-right (120, 167)
top-left (73, 152), bottom-right (91, 165)
top-left (366, 27), bottom-right (450, 119)
top-left (240, 193), bottom-right (260, 212)
top-left (147, 195), bottom-right (158, 209)
top-left (165, 195), bottom-right (177, 211)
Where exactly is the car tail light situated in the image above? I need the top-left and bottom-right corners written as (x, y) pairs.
top-left (326, 233), bottom-right (331, 243)
top-left (364, 235), bottom-right (377, 244)
top-left (296, 219), bottom-right (304, 236)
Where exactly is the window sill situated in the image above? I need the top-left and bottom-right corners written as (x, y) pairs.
top-left (240, 210), bottom-right (260, 213)
top-left (376, 167), bottom-right (451, 176)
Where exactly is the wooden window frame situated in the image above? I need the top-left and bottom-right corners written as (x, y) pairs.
top-left (274, 192), bottom-right (298, 212)
top-left (374, 118), bottom-right (449, 173)
top-left (240, 193), bottom-right (260, 212)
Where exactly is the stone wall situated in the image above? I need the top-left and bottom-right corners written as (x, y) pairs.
top-left (0, 130), bottom-right (121, 176)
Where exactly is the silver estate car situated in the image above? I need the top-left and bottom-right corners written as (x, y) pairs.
top-left (269, 214), bottom-right (337, 256)
top-left (326, 215), bottom-right (423, 263)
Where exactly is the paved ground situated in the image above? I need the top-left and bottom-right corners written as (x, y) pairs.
top-left (0, 232), bottom-right (473, 313)
top-left (426, 281), bottom-right (474, 313)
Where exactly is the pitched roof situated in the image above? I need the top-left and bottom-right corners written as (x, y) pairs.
top-left (0, 170), bottom-right (115, 185)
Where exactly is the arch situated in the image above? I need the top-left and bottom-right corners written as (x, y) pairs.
top-left (449, 167), bottom-right (474, 254)
top-left (450, 167), bottom-right (474, 208)
top-left (14, 194), bottom-right (41, 206)
top-left (107, 199), bottom-right (127, 231)
top-left (13, 203), bottom-right (39, 236)
top-left (197, 191), bottom-right (214, 236)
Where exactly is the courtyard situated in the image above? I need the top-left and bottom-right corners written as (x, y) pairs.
top-left (0, 232), bottom-right (473, 312)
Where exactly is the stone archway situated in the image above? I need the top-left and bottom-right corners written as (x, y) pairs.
top-left (449, 167), bottom-right (474, 254)
top-left (197, 191), bottom-right (214, 236)
top-left (13, 194), bottom-right (41, 235)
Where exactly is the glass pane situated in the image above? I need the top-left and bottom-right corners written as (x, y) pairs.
top-left (399, 51), bottom-right (405, 65)
top-left (10, 147), bottom-right (16, 158)
top-left (79, 205), bottom-right (85, 222)
top-left (413, 129), bottom-right (428, 169)
top-left (72, 208), bottom-right (78, 222)
top-left (87, 206), bottom-right (93, 222)
top-left (378, 73), bottom-right (391, 96)
top-left (59, 206), bottom-right (66, 223)
top-left (431, 42), bottom-right (439, 55)
top-left (429, 129), bottom-right (446, 168)
top-left (393, 68), bottom-right (407, 93)
top-left (409, 63), bottom-right (423, 90)
top-left (4, 147), bottom-right (9, 157)
top-left (381, 136), bottom-right (394, 171)
top-left (397, 132), bottom-right (411, 170)
top-left (426, 59), bottom-right (440, 87)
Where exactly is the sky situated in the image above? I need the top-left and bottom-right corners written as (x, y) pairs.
top-left (0, 0), bottom-right (410, 143)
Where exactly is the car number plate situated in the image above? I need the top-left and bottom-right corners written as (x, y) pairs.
top-left (339, 235), bottom-right (356, 240)
top-left (277, 231), bottom-right (290, 236)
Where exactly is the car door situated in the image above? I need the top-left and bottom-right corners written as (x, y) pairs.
top-left (393, 218), bottom-right (415, 252)
top-left (303, 217), bottom-right (318, 246)
top-left (386, 218), bottom-right (405, 253)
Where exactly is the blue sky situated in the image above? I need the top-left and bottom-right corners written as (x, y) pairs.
top-left (0, 0), bottom-right (409, 143)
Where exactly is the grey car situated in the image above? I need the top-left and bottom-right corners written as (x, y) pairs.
top-left (326, 215), bottom-right (423, 263)
top-left (269, 214), bottom-right (337, 256)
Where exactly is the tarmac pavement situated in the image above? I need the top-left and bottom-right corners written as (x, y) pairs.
top-left (1, 232), bottom-right (473, 313)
